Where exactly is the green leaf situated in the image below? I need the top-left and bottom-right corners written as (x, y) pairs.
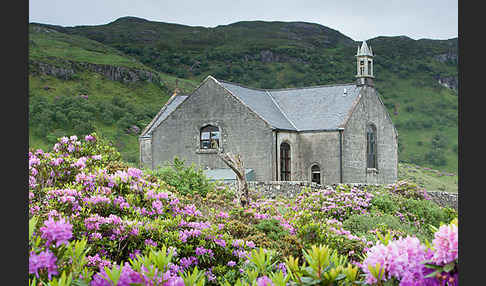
top-left (29, 216), bottom-right (38, 241)
top-left (443, 262), bottom-right (455, 273)
top-left (424, 270), bottom-right (440, 278)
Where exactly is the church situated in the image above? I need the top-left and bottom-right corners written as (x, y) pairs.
top-left (139, 41), bottom-right (398, 185)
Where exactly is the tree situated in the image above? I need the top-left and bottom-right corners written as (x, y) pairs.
top-left (217, 152), bottom-right (249, 207)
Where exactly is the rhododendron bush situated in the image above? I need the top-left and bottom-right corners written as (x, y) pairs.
top-left (29, 133), bottom-right (458, 285)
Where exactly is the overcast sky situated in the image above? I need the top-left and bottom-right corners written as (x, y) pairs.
top-left (29, 0), bottom-right (457, 41)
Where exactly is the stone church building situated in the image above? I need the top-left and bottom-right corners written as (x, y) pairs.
top-left (139, 41), bottom-right (398, 185)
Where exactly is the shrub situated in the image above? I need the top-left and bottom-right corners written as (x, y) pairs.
top-left (254, 218), bottom-right (289, 241)
top-left (342, 212), bottom-right (428, 242)
top-left (150, 157), bottom-right (214, 197)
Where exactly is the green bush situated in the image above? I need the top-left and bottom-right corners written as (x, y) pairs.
top-left (370, 193), bottom-right (400, 214)
top-left (342, 212), bottom-right (429, 242)
top-left (254, 219), bottom-right (289, 241)
top-left (151, 157), bottom-right (214, 197)
top-left (400, 198), bottom-right (455, 228)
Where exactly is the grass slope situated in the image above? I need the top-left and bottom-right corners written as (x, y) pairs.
top-left (28, 24), bottom-right (198, 163)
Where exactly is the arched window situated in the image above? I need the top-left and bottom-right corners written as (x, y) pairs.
top-left (311, 164), bottom-right (320, 184)
top-left (280, 142), bottom-right (291, 181)
top-left (200, 125), bottom-right (220, 149)
top-left (367, 124), bottom-right (377, 169)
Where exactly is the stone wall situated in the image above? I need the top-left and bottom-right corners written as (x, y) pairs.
top-left (150, 77), bottom-right (275, 181)
top-left (427, 191), bottom-right (458, 210)
top-left (225, 181), bottom-right (323, 199)
top-left (223, 181), bottom-right (458, 210)
top-left (342, 87), bottom-right (398, 184)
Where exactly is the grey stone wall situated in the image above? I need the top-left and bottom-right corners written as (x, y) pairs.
top-left (150, 77), bottom-right (275, 181)
top-left (275, 131), bottom-right (341, 184)
top-left (225, 181), bottom-right (324, 198)
top-left (342, 87), bottom-right (398, 184)
top-left (139, 137), bottom-right (152, 169)
top-left (427, 191), bottom-right (458, 210)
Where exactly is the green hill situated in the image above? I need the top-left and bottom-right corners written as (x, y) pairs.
top-left (29, 18), bottom-right (458, 174)
top-left (28, 24), bottom-right (198, 163)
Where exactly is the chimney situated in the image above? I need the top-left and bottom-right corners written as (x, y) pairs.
top-left (172, 79), bottom-right (180, 96)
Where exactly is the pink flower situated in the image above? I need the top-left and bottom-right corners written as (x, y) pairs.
top-left (256, 276), bottom-right (274, 286)
top-left (39, 217), bottom-right (73, 247)
top-left (29, 250), bottom-right (58, 279)
top-left (85, 135), bottom-right (95, 141)
top-left (431, 223), bottom-right (458, 265)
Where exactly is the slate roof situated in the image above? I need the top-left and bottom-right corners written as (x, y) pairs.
top-left (220, 80), bottom-right (362, 131)
top-left (141, 76), bottom-right (363, 136)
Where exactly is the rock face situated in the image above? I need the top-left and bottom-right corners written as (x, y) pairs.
top-left (29, 59), bottom-right (161, 84)
top-left (434, 52), bottom-right (457, 65)
top-left (436, 75), bottom-right (458, 91)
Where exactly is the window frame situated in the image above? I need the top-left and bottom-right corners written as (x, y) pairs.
top-left (310, 164), bottom-right (321, 185)
top-left (200, 125), bottom-right (220, 150)
top-left (366, 124), bottom-right (377, 170)
top-left (280, 142), bottom-right (291, 181)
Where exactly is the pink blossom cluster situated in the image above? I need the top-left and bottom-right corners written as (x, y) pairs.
top-left (362, 221), bottom-right (459, 286)
top-left (39, 216), bottom-right (73, 247)
top-left (431, 223), bottom-right (458, 265)
top-left (362, 236), bottom-right (434, 285)
top-left (29, 250), bottom-right (58, 279)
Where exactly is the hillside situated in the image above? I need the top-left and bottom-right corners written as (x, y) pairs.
top-left (34, 17), bottom-right (458, 173)
top-left (28, 24), bottom-right (198, 163)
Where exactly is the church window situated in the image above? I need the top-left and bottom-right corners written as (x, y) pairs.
top-left (368, 61), bottom-right (372, 75)
top-left (200, 125), bottom-right (220, 149)
top-left (360, 60), bottom-right (365, 75)
top-left (367, 124), bottom-right (377, 169)
top-left (280, 142), bottom-right (291, 181)
top-left (311, 164), bottom-right (320, 184)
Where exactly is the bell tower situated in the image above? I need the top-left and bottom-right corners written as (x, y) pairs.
top-left (356, 41), bottom-right (374, 87)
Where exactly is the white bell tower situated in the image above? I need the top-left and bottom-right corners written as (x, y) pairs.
top-left (356, 41), bottom-right (374, 87)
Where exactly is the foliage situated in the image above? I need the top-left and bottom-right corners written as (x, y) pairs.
top-left (29, 134), bottom-right (458, 285)
top-left (149, 157), bottom-right (215, 197)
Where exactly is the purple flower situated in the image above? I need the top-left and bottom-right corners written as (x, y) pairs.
top-left (29, 250), bottom-right (58, 279)
top-left (163, 276), bottom-right (185, 286)
top-left (214, 238), bottom-right (226, 248)
top-left (179, 256), bottom-right (198, 269)
top-left (39, 217), bottom-right (73, 247)
top-left (91, 263), bottom-right (144, 286)
top-left (144, 239), bottom-right (158, 247)
top-left (246, 241), bottom-right (256, 248)
top-left (256, 276), bottom-right (274, 286)
top-left (85, 135), bottom-right (95, 142)
top-left (195, 247), bottom-right (208, 256)
top-left (217, 211), bottom-right (229, 218)
top-left (227, 261), bottom-right (236, 267)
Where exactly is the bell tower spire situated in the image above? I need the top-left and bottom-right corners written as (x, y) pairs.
top-left (356, 41), bottom-right (374, 87)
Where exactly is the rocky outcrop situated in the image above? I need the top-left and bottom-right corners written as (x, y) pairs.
top-left (434, 52), bottom-right (457, 65)
top-left (29, 59), bottom-right (161, 84)
top-left (30, 61), bottom-right (76, 80)
top-left (436, 75), bottom-right (458, 91)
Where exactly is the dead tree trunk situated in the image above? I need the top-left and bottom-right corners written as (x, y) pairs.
top-left (217, 152), bottom-right (248, 207)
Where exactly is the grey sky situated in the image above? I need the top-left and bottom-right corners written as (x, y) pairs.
top-left (29, 0), bottom-right (457, 41)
